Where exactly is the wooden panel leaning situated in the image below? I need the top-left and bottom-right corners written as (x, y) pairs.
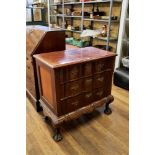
top-left (34, 47), bottom-right (117, 141)
top-left (26, 25), bottom-right (65, 112)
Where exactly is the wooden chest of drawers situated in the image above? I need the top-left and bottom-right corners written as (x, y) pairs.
top-left (26, 25), bottom-right (65, 111)
top-left (34, 47), bottom-right (116, 141)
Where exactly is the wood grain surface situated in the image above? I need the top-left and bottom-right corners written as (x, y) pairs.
top-left (26, 25), bottom-right (66, 111)
top-left (33, 47), bottom-right (117, 68)
top-left (26, 84), bottom-right (129, 155)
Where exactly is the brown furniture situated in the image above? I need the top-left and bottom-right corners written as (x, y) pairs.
top-left (26, 25), bottom-right (65, 111)
top-left (34, 47), bottom-right (117, 141)
top-left (66, 44), bottom-right (80, 50)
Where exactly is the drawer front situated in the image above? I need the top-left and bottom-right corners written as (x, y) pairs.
top-left (104, 57), bottom-right (115, 70)
top-left (103, 71), bottom-right (113, 96)
top-left (61, 95), bottom-right (82, 114)
top-left (94, 88), bottom-right (104, 101)
top-left (94, 57), bottom-right (115, 73)
top-left (64, 80), bottom-right (81, 97)
top-left (83, 77), bottom-right (93, 92)
top-left (94, 73), bottom-right (104, 89)
top-left (68, 65), bottom-right (81, 80)
top-left (84, 92), bottom-right (93, 105)
top-left (59, 68), bottom-right (67, 83)
top-left (83, 62), bottom-right (92, 76)
top-left (94, 60), bottom-right (105, 73)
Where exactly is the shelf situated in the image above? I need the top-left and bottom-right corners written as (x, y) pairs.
top-left (65, 29), bottom-right (82, 33)
top-left (51, 15), bottom-right (119, 22)
top-left (50, 0), bottom-right (122, 6)
top-left (50, 3), bottom-right (62, 6)
top-left (48, 0), bottom-right (122, 52)
top-left (64, 15), bottom-right (82, 18)
top-left (50, 14), bottom-right (82, 18)
top-left (64, 0), bottom-right (122, 5)
top-left (84, 18), bottom-right (119, 23)
top-left (84, 0), bottom-right (111, 4)
top-left (85, 0), bottom-right (122, 3)
top-left (27, 6), bottom-right (45, 9)
top-left (64, 2), bottom-right (82, 5)
top-left (50, 14), bottom-right (63, 17)
top-left (94, 36), bottom-right (117, 41)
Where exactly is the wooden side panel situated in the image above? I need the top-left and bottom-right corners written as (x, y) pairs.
top-left (26, 60), bottom-right (36, 98)
top-left (39, 66), bottom-right (54, 108)
top-left (26, 29), bottom-right (45, 54)
top-left (34, 31), bottom-right (65, 54)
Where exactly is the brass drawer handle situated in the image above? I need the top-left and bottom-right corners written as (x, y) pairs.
top-left (97, 63), bottom-right (105, 70)
top-left (97, 77), bottom-right (104, 82)
top-left (71, 85), bottom-right (78, 91)
top-left (71, 71), bottom-right (78, 76)
top-left (71, 101), bottom-right (79, 106)
top-left (85, 93), bottom-right (92, 98)
top-left (96, 91), bottom-right (103, 97)
top-left (85, 79), bottom-right (92, 85)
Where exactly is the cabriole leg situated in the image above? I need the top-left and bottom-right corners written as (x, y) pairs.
top-left (36, 101), bottom-right (43, 112)
top-left (53, 128), bottom-right (63, 142)
top-left (104, 95), bottom-right (114, 115)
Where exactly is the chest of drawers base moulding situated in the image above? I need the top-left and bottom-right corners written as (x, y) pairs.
top-left (34, 47), bottom-right (117, 142)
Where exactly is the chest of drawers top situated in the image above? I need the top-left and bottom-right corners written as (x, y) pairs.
top-left (33, 47), bottom-right (117, 68)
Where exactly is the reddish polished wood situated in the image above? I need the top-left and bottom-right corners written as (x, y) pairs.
top-left (34, 47), bottom-right (116, 68)
top-left (34, 47), bottom-right (116, 117)
top-left (26, 25), bottom-right (65, 111)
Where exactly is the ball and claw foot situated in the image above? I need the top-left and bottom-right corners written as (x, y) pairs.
top-left (53, 128), bottom-right (63, 142)
top-left (104, 106), bottom-right (112, 115)
top-left (36, 104), bottom-right (43, 112)
top-left (104, 95), bottom-right (114, 115)
top-left (44, 116), bottom-right (49, 122)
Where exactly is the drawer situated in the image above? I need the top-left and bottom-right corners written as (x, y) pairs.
top-left (59, 68), bottom-right (67, 83)
top-left (83, 91), bottom-right (93, 105)
top-left (67, 65), bottom-right (81, 81)
top-left (94, 57), bottom-right (114, 73)
top-left (83, 62), bottom-right (92, 76)
top-left (61, 94), bottom-right (82, 114)
top-left (94, 88), bottom-right (104, 101)
top-left (102, 71), bottom-right (113, 96)
top-left (64, 80), bottom-right (81, 97)
top-left (93, 73), bottom-right (104, 89)
top-left (83, 77), bottom-right (93, 91)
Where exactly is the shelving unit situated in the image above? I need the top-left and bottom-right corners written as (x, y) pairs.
top-left (48, 0), bottom-right (122, 50)
top-left (115, 0), bottom-right (129, 68)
